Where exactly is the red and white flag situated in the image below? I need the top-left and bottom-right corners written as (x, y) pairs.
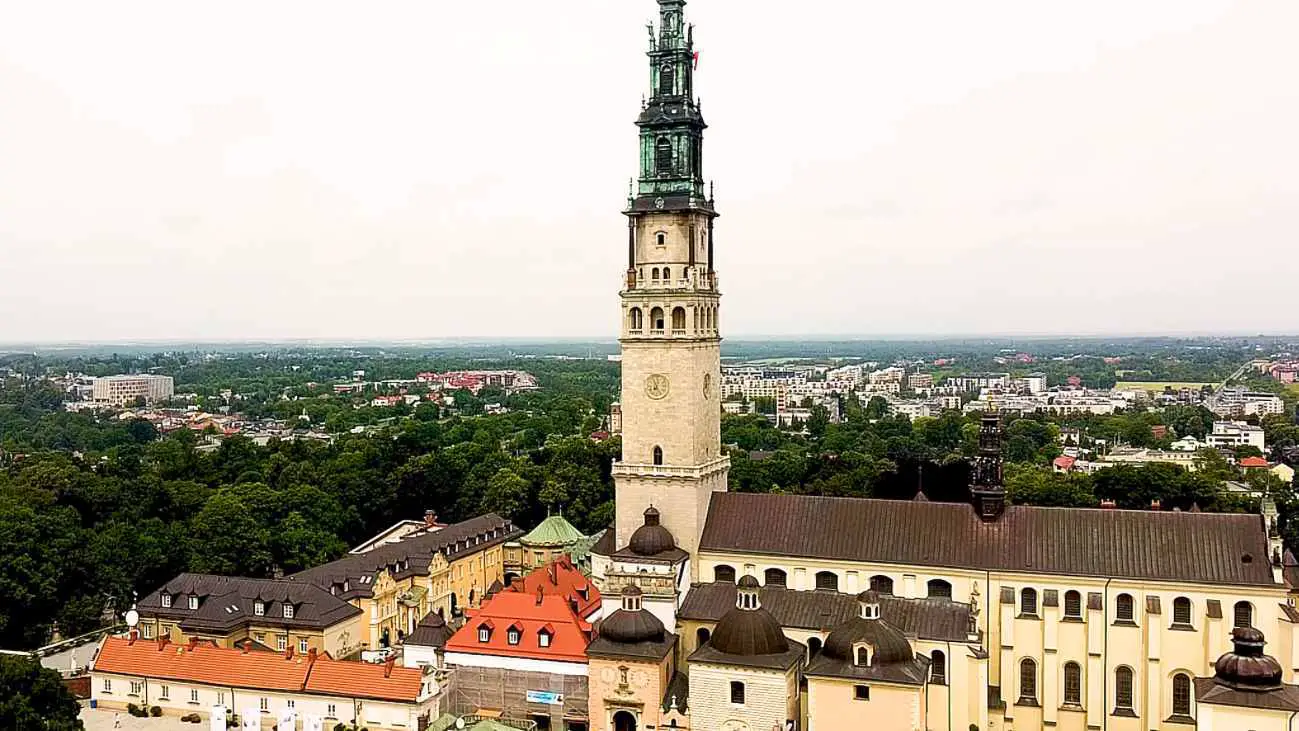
top-left (692, 51), bottom-right (699, 69)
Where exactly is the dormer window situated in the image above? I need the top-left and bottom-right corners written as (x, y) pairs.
top-left (538, 630), bottom-right (552, 648)
top-left (855, 644), bottom-right (874, 667)
top-left (254, 602), bottom-right (265, 617)
top-left (283, 604), bottom-right (294, 619)
top-left (478, 626), bottom-right (492, 643)
top-left (161, 594), bottom-right (172, 608)
top-left (188, 596), bottom-right (198, 610)
top-left (507, 627), bottom-right (521, 646)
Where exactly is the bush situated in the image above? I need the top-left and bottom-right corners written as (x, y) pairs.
top-left (150, 705), bottom-right (163, 717)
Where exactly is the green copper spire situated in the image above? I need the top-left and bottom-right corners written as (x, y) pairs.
top-left (631, 0), bottom-right (709, 211)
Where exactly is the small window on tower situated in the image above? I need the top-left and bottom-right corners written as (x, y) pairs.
top-left (656, 232), bottom-right (667, 247)
top-left (653, 446), bottom-right (664, 466)
top-left (655, 137), bottom-right (673, 174)
top-left (660, 64), bottom-right (675, 96)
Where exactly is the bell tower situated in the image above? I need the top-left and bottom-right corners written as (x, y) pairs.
top-left (612, 0), bottom-right (728, 573)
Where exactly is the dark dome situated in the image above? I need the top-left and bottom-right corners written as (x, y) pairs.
top-left (823, 593), bottom-right (913, 665)
top-left (599, 608), bottom-right (666, 644)
top-left (1214, 627), bottom-right (1284, 690)
top-left (709, 583), bottom-right (789, 657)
top-left (628, 507), bottom-right (676, 556)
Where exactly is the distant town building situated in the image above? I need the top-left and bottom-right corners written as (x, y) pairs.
top-left (92, 374), bottom-right (174, 406)
top-left (1207, 421), bottom-right (1267, 452)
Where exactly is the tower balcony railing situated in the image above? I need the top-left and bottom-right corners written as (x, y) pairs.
top-left (612, 455), bottom-right (730, 479)
top-left (671, 328), bottom-right (687, 336)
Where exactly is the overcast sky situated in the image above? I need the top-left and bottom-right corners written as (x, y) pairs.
top-left (2, 1), bottom-right (1296, 342)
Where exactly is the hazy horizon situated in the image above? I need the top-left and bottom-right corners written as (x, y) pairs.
top-left (3, 0), bottom-right (1297, 341)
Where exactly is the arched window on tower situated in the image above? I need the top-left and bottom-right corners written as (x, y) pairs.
top-left (628, 308), bottom-right (643, 332)
top-left (764, 568), bottom-right (787, 587)
top-left (1234, 601), bottom-right (1253, 629)
top-left (714, 565), bottom-right (736, 583)
top-left (655, 137), bottom-right (673, 174)
top-left (869, 575), bottom-right (893, 595)
top-left (659, 64), bottom-right (676, 96)
top-left (652, 446), bottom-right (664, 466)
top-left (650, 307), bottom-right (665, 332)
top-left (671, 307), bottom-right (686, 332)
top-left (651, 268), bottom-right (660, 280)
top-left (815, 571), bottom-right (839, 591)
top-left (927, 579), bottom-right (952, 599)
top-left (931, 650), bottom-right (947, 684)
top-left (1172, 673), bottom-right (1192, 718)
top-left (662, 267), bottom-right (671, 282)
top-left (696, 627), bottom-right (710, 649)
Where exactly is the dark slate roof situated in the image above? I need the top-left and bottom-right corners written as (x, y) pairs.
top-left (290, 514), bottom-right (522, 600)
top-left (689, 636), bottom-right (805, 671)
top-left (586, 630), bottom-right (677, 662)
top-left (1195, 677), bottom-right (1299, 712)
top-left (406, 612), bottom-right (455, 649)
top-left (679, 583), bottom-right (971, 642)
top-left (661, 671), bottom-right (689, 713)
top-left (138, 574), bottom-right (361, 632)
top-left (589, 524), bottom-right (617, 557)
top-left (805, 651), bottom-right (930, 686)
top-left (700, 493), bottom-right (1276, 586)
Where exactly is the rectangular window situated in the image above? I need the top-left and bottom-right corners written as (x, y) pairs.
top-left (188, 596), bottom-right (198, 610)
top-left (102, 678), bottom-right (112, 693)
top-left (141, 623), bottom-right (154, 639)
top-left (190, 689), bottom-right (200, 703)
top-left (287, 699), bottom-right (295, 709)
top-left (730, 681), bottom-right (745, 705)
top-left (260, 698), bottom-right (269, 712)
top-left (539, 633), bottom-right (551, 648)
top-left (130, 681), bottom-right (144, 696)
top-left (507, 629), bottom-right (521, 645)
top-left (254, 602), bottom-right (265, 616)
top-left (217, 692), bottom-right (225, 706)
top-left (159, 684), bottom-right (170, 699)
top-left (327, 703), bottom-right (337, 717)
top-left (478, 628), bottom-right (490, 643)
top-left (277, 636), bottom-right (287, 651)
top-left (162, 594), bottom-right (172, 608)
top-left (254, 632), bottom-right (266, 643)
top-left (283, 604), bottom-right (294, 619)
top-left (854, 685), bottom-right (870, 701)
top-left (299, 638), bottom-right (309, 653)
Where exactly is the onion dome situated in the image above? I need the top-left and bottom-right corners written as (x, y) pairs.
top-left (708, 574), bottom-right (789, 656)
top-left (629, 507), bottom-right (676, 556)
top-left (1213, 627), bottom-right (1284, 690)
top-left (598, 585), bottom-right (666, 644)
top-left (822, 590), bottom-right (913, 665)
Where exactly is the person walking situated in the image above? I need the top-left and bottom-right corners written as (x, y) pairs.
top-left (113, 712), bottom-right (122, 728)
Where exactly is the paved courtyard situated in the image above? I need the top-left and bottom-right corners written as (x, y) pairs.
top-left (81, 707), bottom-right (202, 731)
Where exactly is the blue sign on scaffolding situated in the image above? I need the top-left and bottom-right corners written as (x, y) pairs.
top-left (526, 690), bottom-right (564, 705)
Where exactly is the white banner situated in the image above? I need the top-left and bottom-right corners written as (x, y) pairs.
top-left (241, 708), bottom-right (261, 730)
top-left (209, 705), bottom-right (227, 731)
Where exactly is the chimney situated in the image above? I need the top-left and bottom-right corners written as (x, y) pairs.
top-left (548, 563), bottom-right (558, 586)
top-left (424, 510), bottom-right (438, 529)
top-left (240, 641), bottom-right (250, 655)
top-left (384, 657), bottom-right (396, 678)
top-left (128, 631), bottom-right (138, 646)
top-left (187, 636), bottom-right (199, 652)
top-left (156, 636), bottom-right (169, 652)
top-left (1150, 499), bottom-right (1161, 511)
top-left (510, 577), bottom-right (525, 592)
top-left (536, 587), bottom-right (545, 606)
top-left (1100, 499), bottom-right (1117, 509)
top-left (284, 646), bottom-right (294, 661)
top-left (307, 647), bottom-right (318, 663)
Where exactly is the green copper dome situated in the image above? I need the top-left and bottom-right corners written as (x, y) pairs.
top-left (521, 514), bottom-right (586, 548)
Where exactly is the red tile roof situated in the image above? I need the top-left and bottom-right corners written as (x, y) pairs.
top-left (1053, 456), bottom-right (1076, 470)
top-left (509, 556), bottom-right (601, 618)
top-left (93, 636), bottom-right (425, 702)
top-left (1240, 457), bottom-right (1270, 468)
top-left (445, 590), bottom-right (591, 664)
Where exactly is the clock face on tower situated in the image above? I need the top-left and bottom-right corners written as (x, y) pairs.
top-left (645, 373), bottom-right (670, 400)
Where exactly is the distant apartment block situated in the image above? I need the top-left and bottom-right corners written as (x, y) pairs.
top-left (92, 374), bottom-right (174, 406)
top-left (945, 373), bottom-right (1010, 392)
top-left (906, 373), bottom-right (933, 390)
top-left (1212, 387), bottom-right (1285, 417)
top-left (1206, 421), bottom-right (1267, 451)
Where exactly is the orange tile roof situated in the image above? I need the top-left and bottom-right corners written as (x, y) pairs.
top-left (445, 590), bottom-right (591, 664)
top-left (94, 636), bottom-right (425, 702)
top-left (304, 655), bottom-right (424, 702)
top-left (1240, 457), bottom-right (1270, 468)
top-left (509, 556), bottom-right (601, 618)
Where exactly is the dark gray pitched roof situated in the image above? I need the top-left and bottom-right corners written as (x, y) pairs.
top-left (688, 637), bottom-right (805, 671)
top-left (805, 650), bottom-right (931, 686)
top-left (586, 631), bottom-right (677, 661)
top-left (406, 612), bottom-right (454, 649)
top-left (680, 582), bottom-right (971, 642)
top-left (289, 514), bottom-right (522, 599)
top-left (137, 573), bottom-right (361, 632)
top-left (1195, 677), bottom-right (1299, 711)
top-left (700, 493), bottom-right (1275, 587)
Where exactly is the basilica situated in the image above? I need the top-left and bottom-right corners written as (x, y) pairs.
top-left (585, 3), bottom-right (1299, 731)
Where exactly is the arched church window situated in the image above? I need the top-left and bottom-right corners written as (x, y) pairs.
top-left (659, 64), bottom-right (675, 96)
top-left (815, 571), bottom-right (838, 591)
top-left (656, 232), bottom-right (667, 246)
top-left (652, 445), bottom-right (664, 465)
top-left (650, 307), bottom-right (665, 332)
top-left (807, 636), bottom-right (822, 660)
top-left (714, 565), bottom-right (736, 583)
top-left (629, 308), bottom-right (643, 332)
top-left (764, 568), bottom-right (787, 587)
top-left (651, 268), bottom-right (660, 280)
top-left (927, 579), bottom-right (952, 599)
top-left (662, 267), bottom-right (671, 282)
top-left (696, 627), bottom-right (710, 648)
top-left (856, 646), bottom-right (869, 666)
top-left (655, 137), bottom-right (673, 174)
top-left (931, 651), bottom-right (947, 684)
top-left (869, 575), bottom-right (893, 595)
top-left (671, 307), bottom-right (686, 331)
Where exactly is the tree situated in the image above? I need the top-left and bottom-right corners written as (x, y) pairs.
top-left (482, 468), bottom-right (531, 520)
top-left (0, 655), bottom-right (83, 730)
